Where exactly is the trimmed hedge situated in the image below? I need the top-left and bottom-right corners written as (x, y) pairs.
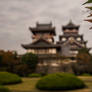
top-left (28, 73), bottom-right (41, 78)
top-left (0, 72), bottom-right (22, 85)
top-left (81, 73), bottom-right (91, 76)
top-left (36, 73), bottom-right (85, 90)
top-left (0, 86), bottom-right (11, 92)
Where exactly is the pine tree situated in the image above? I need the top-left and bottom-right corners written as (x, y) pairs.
top-left (83, 0), bottom-right (92, 29)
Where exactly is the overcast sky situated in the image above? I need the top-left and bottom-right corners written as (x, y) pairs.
top-left (0, 0), bottom-right (92, 54)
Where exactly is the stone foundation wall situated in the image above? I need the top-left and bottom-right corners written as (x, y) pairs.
top-left (36, 57), bottom-right (76, 74)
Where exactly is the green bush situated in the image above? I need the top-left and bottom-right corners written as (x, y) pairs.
top-left (21, 53), bottom-right (38, 72)
top-left (0, 72), bottom-right (22, 85)
top-left (0, 86), bottom-right (11, 92)
top-left (81, 73), bottom-right (91, 76)
top-left (36, 73), bottom-right (85, 90)
top-left (28, 73), bottom-right (41, 78)
top-left (14, 64), bottom-right (30, 77)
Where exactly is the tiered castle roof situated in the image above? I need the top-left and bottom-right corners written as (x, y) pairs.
top-left (22, 38), bottom-right (60, 49)
top-left (29, 22), bottom-right (56, 35)
top-left (62, 20), bottom-right (80, 30)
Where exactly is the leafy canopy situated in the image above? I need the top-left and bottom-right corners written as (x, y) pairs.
top-left (21, 53), bottom-right (38, 71)
top-left (77, 48), bottom-right (91, 63)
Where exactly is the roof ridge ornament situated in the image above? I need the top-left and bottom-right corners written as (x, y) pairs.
top-left (67, 20), bottom-right (75, 26)
top-left (69, 19), bottom-right (73, 24)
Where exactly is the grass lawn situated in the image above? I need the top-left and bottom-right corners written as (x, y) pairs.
top-left (5, 77), bottom-right (92, 92)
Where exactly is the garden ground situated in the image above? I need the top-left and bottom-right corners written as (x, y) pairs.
top-left (5, 77), bottom-right (92, 92)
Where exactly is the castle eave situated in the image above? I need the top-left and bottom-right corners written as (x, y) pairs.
top-left (29, 27), bottom-right (56, 35)
top-left (21, 44), bottom-right (60, 49)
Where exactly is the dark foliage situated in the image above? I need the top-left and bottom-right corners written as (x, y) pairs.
top-left (0, 50), bottom-right (20, 73)
top-left (77, 48), bottom-right (91, 63)
top-left (83, 0), bottom-right (92, 29)
top-left (0, 86), bottom-right (11, 92)
top-left (0, 55), bottom-right (2, 66)
top-left (13, 64), bottom-right (30, 77)
top-left (0, 50), bottom-right (32, 77)
top-left (72, 48), bottom-right (92, 75)
top-left (83, 0), bottom-right (92, 4)
top-left (81, 73), bottom-right (92, 76)
top-left (28, 73), bottom-right (42, 78)
top-left (21, 53), bottom-right (38, 72)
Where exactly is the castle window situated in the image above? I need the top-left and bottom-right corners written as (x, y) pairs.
top-left (62, 37), bottom-right (66, 41)
top-left (77, 37), bottom-right (81, 41)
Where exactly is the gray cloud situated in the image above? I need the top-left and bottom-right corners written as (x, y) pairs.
top-left (0, 0), bottom-right (92, 54)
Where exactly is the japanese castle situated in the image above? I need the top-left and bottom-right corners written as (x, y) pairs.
top-left (22, 20), bottom-right (87, 57)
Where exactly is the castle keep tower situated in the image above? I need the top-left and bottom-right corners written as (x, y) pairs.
top-left (22, 22), bottom-right (60, 55)
top-left (21, 21), bottom-right (88, 73)
top-left (57, 21), bottom-right (87, 57)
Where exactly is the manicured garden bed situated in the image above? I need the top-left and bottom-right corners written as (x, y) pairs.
top-left (5, 77), bottom-right (91, 92)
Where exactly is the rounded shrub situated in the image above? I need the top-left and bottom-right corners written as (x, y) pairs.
top-left (0, 72), bottom-right (22, 85)
top-left (0, 86), bottom-right (11, 92)
top-left (36, 73), bottom-right (85, 90)
top-left (28, 73), bottom-right (41, 78)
